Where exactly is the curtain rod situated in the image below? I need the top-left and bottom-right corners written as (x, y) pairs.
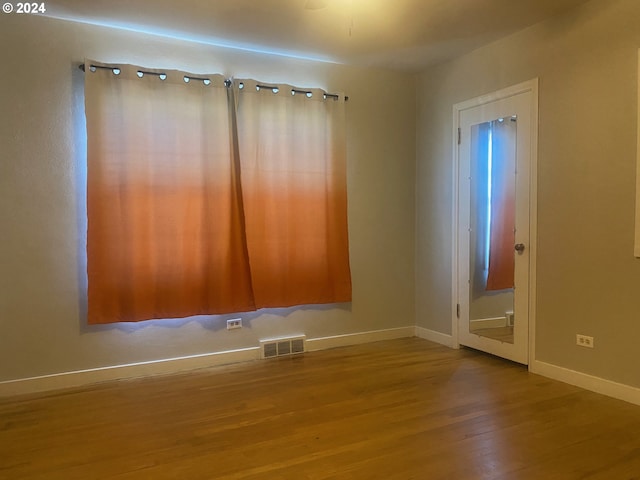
top-left (78, 64), bottom-right (348, 101)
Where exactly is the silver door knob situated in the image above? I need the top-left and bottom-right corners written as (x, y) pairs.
top-left (515, 243), bottom-right (525, 253)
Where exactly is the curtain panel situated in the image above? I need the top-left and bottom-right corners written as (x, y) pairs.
top-left (84, 61), bottom-right (350, 324)
top-left (233, 79), bottom-right (351, 308)
top-left (470, 122), bottom-right (491, 289)
top-left (485, 119), bottom-right (516, 291)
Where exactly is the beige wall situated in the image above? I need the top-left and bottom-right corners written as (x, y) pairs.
top-left (416, 0), bottom-right (640, 387)
top-left (0, 15), bottom-right (416, 382)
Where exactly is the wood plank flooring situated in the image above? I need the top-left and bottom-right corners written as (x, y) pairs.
top-left (2, 338), bottom-right (640, 479)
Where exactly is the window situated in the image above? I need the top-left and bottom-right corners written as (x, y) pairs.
top-left (84, 61), bottom-right (351, 324)
top-left (470, 118), bottom-right (516, 292)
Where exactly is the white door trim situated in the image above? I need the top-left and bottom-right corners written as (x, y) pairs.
top-left (451, 79), bottom-right (538, 367)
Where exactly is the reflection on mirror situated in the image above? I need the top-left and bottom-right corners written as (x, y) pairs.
top-left (468, 117), bottom-right (516, 344)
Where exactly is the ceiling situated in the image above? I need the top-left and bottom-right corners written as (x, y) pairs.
top-left (44, 0), bottom-right (592, 71)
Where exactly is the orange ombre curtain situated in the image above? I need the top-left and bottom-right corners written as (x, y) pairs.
top-left (233, 79), bottom-right (351, 307)
top-left (485, 119), bottom-right (516, 291)
top-left (85, 61), bottom-right (254, 323)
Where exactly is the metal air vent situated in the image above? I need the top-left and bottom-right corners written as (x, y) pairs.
top-left (261, 336), bottom-right (306, 359)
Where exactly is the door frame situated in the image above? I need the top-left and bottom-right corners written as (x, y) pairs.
top-left (451, 79), bottom-right (538, 366)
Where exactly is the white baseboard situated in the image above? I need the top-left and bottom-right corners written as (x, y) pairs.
top-left (306, 326), bottom-right (415, 351)
top-left (0, 347), bottom-right (261, 398)
top-left (0, 327), bottom-right (415, 397)
top-left (470, 316), bottom-right (507, 329)
top-left (415, 326), bottom-right (455, 348)
top-left (531, 360), bottom-right (640, 407)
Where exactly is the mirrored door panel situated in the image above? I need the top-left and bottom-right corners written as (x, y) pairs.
top-left (468, 118), bottom-right (516, 344)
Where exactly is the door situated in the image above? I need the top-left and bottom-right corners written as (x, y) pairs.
top-left (454, 81), bottom-right (537, 365)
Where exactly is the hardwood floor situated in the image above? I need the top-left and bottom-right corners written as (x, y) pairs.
top-left (2, 338), bottom-right (640, 479)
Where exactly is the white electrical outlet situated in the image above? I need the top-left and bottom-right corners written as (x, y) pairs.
top-left (576, 334), bottom-right (594, 348)
top-left (227, 318), bottom-right (242, 330)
